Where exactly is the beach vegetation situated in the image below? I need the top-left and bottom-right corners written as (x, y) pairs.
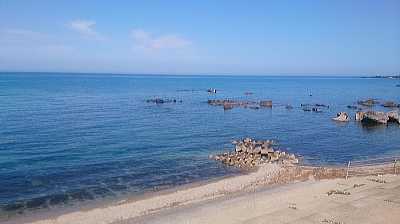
top-left (352, 184), bottom-right (365, 188)
top-left (323, 219), bottom-right (345, 224)
top-left (326, 190), bottom-right (350, 196)
top-left (367, 179), bottom-right (386, 183)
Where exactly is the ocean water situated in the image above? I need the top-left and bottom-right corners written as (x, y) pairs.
top-left (1, 72), bottom-right (399, 221)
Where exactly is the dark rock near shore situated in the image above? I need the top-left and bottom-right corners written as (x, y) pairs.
top-left (332, 112), bottom-right (350, 122)
top-left (244, 92), bottom-right (254, 95)
top-left (146, 99), bottom-right (182, 103)
top-left (207, 89), bottom-right (217, 93)
top-left (250, 106), bottom-right (260, 109)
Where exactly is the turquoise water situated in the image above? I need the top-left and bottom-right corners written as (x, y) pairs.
top-left (0, 73), bottom-right (399, 221)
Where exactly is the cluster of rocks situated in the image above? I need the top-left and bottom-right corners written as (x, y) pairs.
top-left (356, 99), bottom-right (400, 108)
top-left (207, 100), bottom-right (273, 110)
top-left (333, 109), bottom-right (400, 124)
top-left (355, 109), bottom-right (400, 124)
top-left (146, 99), bottom-right (182, 103)
top-left (381, 102), bottom-right (400, 107)
top-left (209, 138), bottom-right (299, 169)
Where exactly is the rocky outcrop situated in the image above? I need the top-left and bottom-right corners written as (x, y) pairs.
top-left (381, 102), bottom-right (399, 107)
top-left (357, 99), bottom-right (379, 107)
top-left (207, 89), bottom-right (217, 93)
top-left (386, 111), bottom-right (400, 123)
top-left (210, 138), bottom-right (299, 169)
top-left (244, 92), bottom-right (254, 95)
top-left (332, 112), bottom-right (350, 122)
top-left (146, 99), bottom-right (182, 103)
top-left (347, 105), bottom-right (358, 109)
top-left (208, 100), bottom-right (256, 106)
top-left (260, 100), bottom-right (273, 107)
top-left (315, 103), bottom-right (329, 108)
top-left (285, 105), bottom-right (293, 109)
top-left (355, 109), bottom-right (389, 124)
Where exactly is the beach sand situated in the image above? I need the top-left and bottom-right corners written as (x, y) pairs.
top-left (21, 164), bottom-right (400, 224)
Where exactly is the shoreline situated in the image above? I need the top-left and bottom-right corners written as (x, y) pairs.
top-left (16, 164), bottom-right (349, 224)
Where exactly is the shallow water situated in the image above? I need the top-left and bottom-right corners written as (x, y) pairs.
top-left (0, 73), bottom-right (399, 220)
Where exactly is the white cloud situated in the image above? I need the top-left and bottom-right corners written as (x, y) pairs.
top-left (132, 29), bottom-right (191, 52)
top-left (67, 20), bottom-right (97, 36)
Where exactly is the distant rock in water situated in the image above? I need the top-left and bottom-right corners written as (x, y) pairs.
top-left (357, 99), bottom-right (379, 107)
top-left (146, 99), bottom-right (182, 103)
top-left (332, 112), bottom-right (350, 122)
top-left (207, 89), bottom-right (217, 93)
top-left (244, 92), bottom-right (254, 95)
top-left (208, 100), bottom-right (256, 107)
top-left (381, 102), bottom-right (399, 107)
top-left (315, 103), bottom-right (329, 108)
top-left (259, 100), bottom-right (273, 107)
top-left (285, 105), bottom-right (293, 109)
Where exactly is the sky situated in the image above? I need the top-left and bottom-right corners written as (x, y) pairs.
top-left (0, 0), bottom-right (399, 76)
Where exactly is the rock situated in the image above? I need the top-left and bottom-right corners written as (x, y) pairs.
top-left (259, 100), bottom-right (273, 107)
top-left (207, 89), bottom-right (217, 93)
top-left (315, 103), bottom-right (329, 107)
top-left (207, 100), bottom-right (256, 107)
top-left (386, 111), bottom-right (400, 123)
top-left (244, 92), bottom-right (254, 95)
top-left (347, 105), bottom-right (358, 109)
top-left (303, 108), bottom-right (311, 111)
top-left (250, 106), bottom-right (260, 109)
top-left (223, 105), bottom-right (233, 110)
top-left (355, 109), bottom-right (389, 124)
top-left (381, 102), bottom-right (398, 107)
top-left (332, 112), bottom-right (350, 122)
top-left (357, 99), bottom-right (379, 107)
top-left (285, 105), bottom-right (293, 109)
top-left (253, 146), bottom-right (262, 154)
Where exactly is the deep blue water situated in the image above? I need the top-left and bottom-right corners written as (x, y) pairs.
top-left (1, 72), bottom-right (399, 220)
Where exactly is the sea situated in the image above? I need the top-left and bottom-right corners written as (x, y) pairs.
top-left (1, 72), bottom-right (399, 222)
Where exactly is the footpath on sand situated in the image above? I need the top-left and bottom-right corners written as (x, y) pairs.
top-left (118, 173), bottom-right (400, 224)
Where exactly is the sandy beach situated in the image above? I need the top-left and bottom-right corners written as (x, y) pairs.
top-left (16, 163), bottom-right (399, 224)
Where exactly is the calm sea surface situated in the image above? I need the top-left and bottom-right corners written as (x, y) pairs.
top-left (1, 72), bottom-right (399, 220)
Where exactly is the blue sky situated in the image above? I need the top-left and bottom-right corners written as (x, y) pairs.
top-left (1, 0), bottom-right (399, 76)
